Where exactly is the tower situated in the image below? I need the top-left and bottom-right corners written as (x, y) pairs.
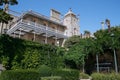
top-left (63, 9), bottom-right (80, 37)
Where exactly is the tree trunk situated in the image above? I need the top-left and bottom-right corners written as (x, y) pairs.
top-left (4, 3), bottom-right (9, 13)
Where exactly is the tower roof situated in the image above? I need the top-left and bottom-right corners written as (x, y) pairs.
top-left (64, 8), bottom-right (76, 17)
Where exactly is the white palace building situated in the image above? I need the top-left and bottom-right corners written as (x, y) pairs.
top-left (0, 9), bottom-right (80, 46)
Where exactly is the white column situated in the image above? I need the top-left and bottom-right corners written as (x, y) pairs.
top-left (55, 29), bottom-right (57, 45)
top-left (45, 27), bottom-right (47, 44)
top-left (101, 21), bottom-right (104, 30)
top-left (19, 28), bottom-right (22, 38)
top-left (33, 32), bottom-right (36, 41)
top-left (13, 32), bottom-right (15, 38)
top-left (96, 54), bottom-right (99, 72)
top-left (113, 49), bottom-right (118, 74)
top-left (33, 23), bottom-right (36, 41)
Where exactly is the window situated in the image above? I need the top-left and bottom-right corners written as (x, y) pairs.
top-left (43, 23), bottom-right (46, 26)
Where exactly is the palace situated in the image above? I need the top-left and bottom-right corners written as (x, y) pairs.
top-left (0, 9), bottom-right (80, 46)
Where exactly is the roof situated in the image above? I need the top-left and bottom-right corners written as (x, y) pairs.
top-left (64, 9), bottom-right (76, 17)
top-left (20, 10), bottom-right (66, 29)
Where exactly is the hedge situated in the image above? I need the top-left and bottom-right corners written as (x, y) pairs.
top-left (0, 70), bottom-right (41, 80)
top-left (0, 69), bottom-right (79, 80)
top-left (41, 76), bottom-right (62, 80)
top-left (91, 73), bottom-right (120, 80)
top-left (38, 65), bottom-right (52, 77)
top-left (79, 73), bottom-right (89, 79)
top-left (53, 69), bottom-right (79, 80)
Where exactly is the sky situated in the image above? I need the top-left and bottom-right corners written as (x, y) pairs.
top-left (9, 0), bottom-right (120, 34)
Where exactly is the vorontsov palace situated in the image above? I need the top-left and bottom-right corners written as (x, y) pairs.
top-left (0, 9), bottom-right (80, 46)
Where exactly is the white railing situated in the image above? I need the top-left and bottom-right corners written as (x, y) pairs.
top-left (7, 19), bottom-right (67, 39)
top-left (21, 20), bottom-right (65, 35)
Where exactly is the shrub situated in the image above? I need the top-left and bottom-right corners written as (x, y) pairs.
top-left (53, 69), bottom-right (79, 80)
top-left (109, 73), bottom-right (120, 80)
top-left (91, 73), bottom-right (107, 80)
top-left (38, 65), bottom-right (52, 77)
top-left (41, 76), bottom-right (62, 80)
top-left (79, 73), bottom-right (89, 79)
top-left (91, 73), bottom-right (120, 80)
top-left (0, 70), bottom-right (41, 80)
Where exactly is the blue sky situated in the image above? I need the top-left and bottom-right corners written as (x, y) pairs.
top-left (9, 0), bottom-right (120, 34)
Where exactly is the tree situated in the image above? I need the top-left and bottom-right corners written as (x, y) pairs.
top-left (65, 38), bottom-right (93, 72)
top-left (0, 0), bottom-right (18, 34)
top-left (0, 9), bottom-right (13, 34)
top-left (105, 19), bottom-right (111, 33)
top-left (64, 35), bottom-right (81, 48)
top-left (90, 37), bottom-right (103, 72)
top-left (0, 0), bottom-right (18, 12)
top-left (94, 26), bottom-right (120, 73)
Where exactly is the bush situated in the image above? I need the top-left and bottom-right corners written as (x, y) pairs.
top-left (38, 65), bottom-right (52, 77)
top-left (79, 73), bottom-right (89, 79)
top-left (91, 73), bottom-right (107, 80)
top-left (41, 76), bottom-right (62, 80)
top-left (109, 73), bottom-right (120, 80)
top-left (91, 73), bottom-right (120, 80)
top-left (0, 70), bottom-right (41, 80)
top-left (53, 69), bottom-right (79, 80)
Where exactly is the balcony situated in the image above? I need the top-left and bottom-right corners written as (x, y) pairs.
top-left (7, 19), bottom-right (67, 39)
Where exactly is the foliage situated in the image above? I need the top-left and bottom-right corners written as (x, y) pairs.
top-left (64, 26), bottom-right (120, 73)
top-left (79, 73), bottom-right (89, 79)
top-left (53, 69), bottom-right (79, 80)
top-left (0, 34), bottom-right (65, 70)
top-left (0, 35), bottom-right (25, 69)
top-left (0, 70), bottom-right (41, 80)
top-left (91, 73), bottom-right (120, 80)
top-left (0, 9), bottom-right (13, 24)
top-left (65, 38), bottom-right (94, 69)
top-left (38, 65), bottom-right (52, 77)
top-left (64, 35), bottom-right (81, 48)
top-left (41, 76), bottom-right (62, 80)
top-left (0, 0), bottom-right (18, 6)
top-left (21, 49), bottom-right (41, 69)
top-left (1, 56), bottom-right (9, 69)
top-left (0, 0), bottom-right (18, 34)
top-left (0, 68), bottom-right (79, 80)
top-left (91, 73), bottom-right (106, 80)
top-left (94, 27), bottom-right (120, 51)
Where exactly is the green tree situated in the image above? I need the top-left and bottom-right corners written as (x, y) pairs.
top-left (65, 38), bottom-right (93, 72)
top-left (64, 35), bottom-right (81, 48)
top-left (0, 0), bottom-right (18, 12)
top-left (0, 9), bottom-right (13, 34)
top-left (0, 0), bottom-right (18, 34)
top-left (94, 26), bottom-right (120, 73)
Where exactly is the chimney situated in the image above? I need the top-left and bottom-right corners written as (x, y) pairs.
top-left (50, 9), bottom-right (61, 23)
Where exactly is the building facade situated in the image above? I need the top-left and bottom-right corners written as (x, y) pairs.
top-left (63, 9), bottom-right (80, 37)
top-left (1, 9), bottom-right (80, 46)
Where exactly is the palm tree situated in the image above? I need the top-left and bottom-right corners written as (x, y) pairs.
top-left (0, 0), bottom-right (18, 12)
top-left (92, 37), bottom-right (103, 72)
top-left (105, 19), bottom-right (111, 33)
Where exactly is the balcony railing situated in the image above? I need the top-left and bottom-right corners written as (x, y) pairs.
top-left (7, 19), bottom-right (67, 39)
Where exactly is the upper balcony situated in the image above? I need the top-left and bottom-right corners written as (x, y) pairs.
top-left (7, 19), bottom-right (68, 39)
